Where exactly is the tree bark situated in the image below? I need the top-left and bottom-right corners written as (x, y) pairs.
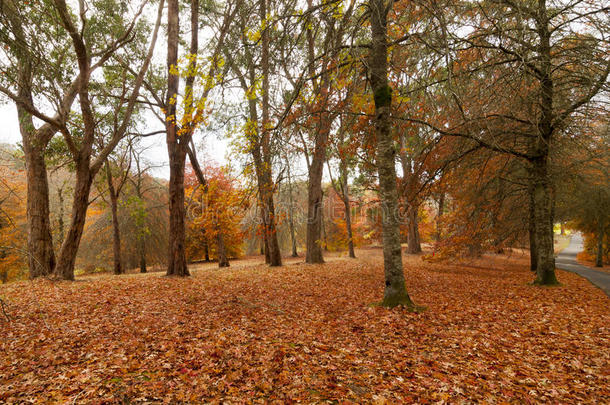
top-left (105, 161), bottom-right (123, 275)
top-left (286, 160), bottom-right (299, 257)
top-left (166, 144), bottom-right (189, 276)
top-left (164, 0), bottom-right (190, 277)
top-left (54, 160), bottom-right (94, 280)
top-left (338, 161), bottom-right (356, 258)
top-left (6, 0), bottom-right (59, 279)
top-left (22, 139), bottom-right (56, 278)
top-left (138, 236), bottom-right (147, 273)
top-left (531, 1), bottom-right (558, 285)
top-left (305, 155), bottom-right (325, 263)
top-left (531, 157), bottom-right (558, 285)
top-left (257, 0), bottom-right (282, 267)
top-left (370, 0), bottom-right (414, 308)
top-left (216, 229), bottom-right (230, 267)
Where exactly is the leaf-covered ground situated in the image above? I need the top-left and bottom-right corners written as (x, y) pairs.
top-left (1, 250), bottom-right (608, 403)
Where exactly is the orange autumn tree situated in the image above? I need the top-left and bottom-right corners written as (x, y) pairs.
top-left (185, 163), bottom-right (247, 264)
top-left (0, 165), bottom-right (27, 282)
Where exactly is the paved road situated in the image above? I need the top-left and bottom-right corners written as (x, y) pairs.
top-left (556, 234), bottom-right (610, 298)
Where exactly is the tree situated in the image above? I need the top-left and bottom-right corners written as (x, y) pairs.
top-left (562, 122), bottom-right (610, 267)
top-left (295, 0), bottom-right (356, 264)
top-left (369, 0), bottom-right (415, 308)
top-left (413, 0), bottom-right (610, 284)
top-left (222, 0), bottom-right (285, 266)
top-left (0, 163), bottom-right (27, 282)
top-left (185, 163), bottom-right (246, 266)
top-left (97, 145), bottom-right (132, 275)
top-left (327, 114), bottom-right (359, 258)
top-left (0, 0), bottom-right (78, 278)
top-left (50, 0), bottom-right (163, 280)
top-left (162, 0), bottom-right (235, 276)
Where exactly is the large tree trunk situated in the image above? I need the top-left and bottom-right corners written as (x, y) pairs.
top-left (370, 0), bottom-right (414, 308)
top-left (22, 140), bottom-right (56, 278)
top-left (256, 0), bottom-right (282, 267)
top-left (164, 0), bottom-right (189, 277)
top-left (596, 216), bottom-right (604, 267)
top-left (54, 161), bottom-right (93, 280)
top-left (166, 144), bottom-right (189, 276)
top-left (106, 161), bottom-right (123, 275)
top-left (531, 157), bottom-right (558, 285)
top-left (216, 229), bottom-right (230, 267)
top-left (305, 153), bottom-right (325, 263)
top-left (252, 149), bottom-right (282, 266)
top-left (264, 193), bottom-right (283, 265)
top-left (406, 203), bottom-right (422, 254)
top-left (10, 2), bottom-right (57, 279)
top-left (531, 0), bottom-right (558, 285)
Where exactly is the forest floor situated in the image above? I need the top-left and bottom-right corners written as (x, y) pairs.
top-left (1, 249), bottom-right (608, 403)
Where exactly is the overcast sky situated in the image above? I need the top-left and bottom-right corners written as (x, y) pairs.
top-left (0, 102), bottom-right (233, 179)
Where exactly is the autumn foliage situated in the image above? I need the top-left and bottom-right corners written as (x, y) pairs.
top-left (185, 164), bottom-right (247, 262)
top-left (0, 165), bottom-right (27, 282)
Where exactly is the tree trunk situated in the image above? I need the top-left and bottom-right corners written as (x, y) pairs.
top-left (11, 6), bottom-right (57, 279)
top-left (531, 0), bottom-right (558, 285)
top-left (338, 161), bottom-right (356, 258)
top-left (406, 203), bottom-right (422, 254)
top-left (596, 217), bottom-right (604, 267)
top-left (203, 235), bottom-right (210, 262)
top-left (138, 236), bottom-right (147, 273)
top-left (343, 198), bottom-right (356, 258)
top-left (264, 194), bottom-right (283, 265)
top-left (256, 0), bottom-right (282, 267)
top-left (305, 161), bottom-right (325, 263)
top-left (216, 229), bottom-right (230, 267)
top-left (305, 118), bottom-right (330, 263)
top-left (54, 161), bottom-right (94, 280)
top-left (252, 151), bottom-right (282, 266)
top-left (531, 157), bottom-right (558, 285)
top-left (106, 161), bottom-right (123, 275)
top-left (164, 0), bottom-right (189, 277)
top-left (166, 144), bottom-right (189, 276)
top-left (370, 0), bottom-right (414, 308)
top-left (560, 222), bottom-right (565, 236)
top-left (286, 161), bottom-right (299, 257)
top-left (22, 141), bottom-right (56, 278)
